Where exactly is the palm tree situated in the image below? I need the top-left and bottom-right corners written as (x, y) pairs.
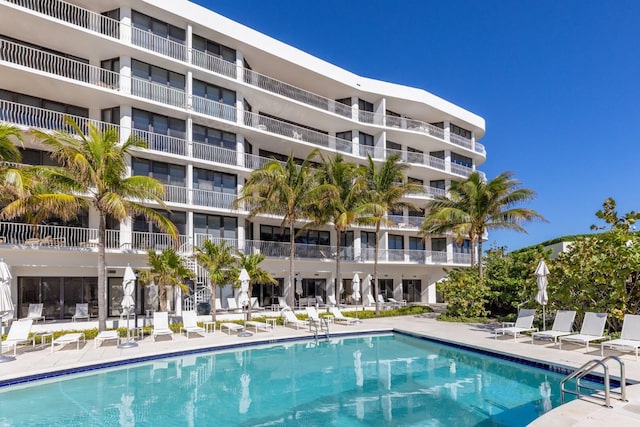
top-left (237, 252), bottom-right (276, 320)
top-left (310, 153), bottom-right (365, 302)
top-left (234, 150), bottom-right (319, 308)
top-left (194, 239), bottom-right (238, 322)
top-left (0, 124), bottom-right (22, 163)
top-left (421, 171), bottom-right (545, 278)
top-left (137, 248), bottom-right (195, 312)
top-left (359, 154), bottom-right (421, 315)
top-left (17, 118), bottom-right (178, 331)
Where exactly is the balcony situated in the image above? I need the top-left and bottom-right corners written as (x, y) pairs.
top-left (3, 0), bottom-right (483, 155)
top-left (0, 221), bottom-right (187, 252)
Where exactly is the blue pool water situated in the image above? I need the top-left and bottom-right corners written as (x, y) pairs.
top-left (0, 333), bottom-right (582, 426)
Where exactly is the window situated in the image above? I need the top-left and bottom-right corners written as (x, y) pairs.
top-left (430, 180), bottom-right (445, 189)
top-left (20, 149), bottom-right (59, 167)
top-left (409, 177), bottom-right (424, 186)
top-left (194, 214), bottom-right (237, 239)
top-left (388, 234), bottom-right (404, 250)
top-left (361, 231), bottom-right (376, 261)
top-left (454, 239), bottom-right (471, 254)
top-left (359, 132), bottom-right (374, 146)
top-left (451, 152), bottom-right (472, 168)
top-left (193, 169), bottom-right (237, 193)
top-left (131, 158), bottom-right (185, 186)
top-left (0, 89), bottom-right (88, 118)
top-left (450, 123), bottom-right (472, 139)
top-left (358, 99), bottom-right (374, 123)
top-left (409, 237), bottom-right (424, 250)
top-left (134, 210), bottom-right (186, 235)
top-left (192, 125), bottom-right (236, 150)
top-left (131, 60), bottom-right (185, 89)
top-left (336, 131), bottom-right (352, 141)
top-left (358, 99), bottom-right (373, 112)
top-left (387, 140), bottom-right (401, 151)
top-left (335, 97), bottom-right (351, 106)
top-left (430, 150), bottom-right (445, 160)
top-left (192, 34), bottom-right (236, 62)
top-left (101, 107), bottom-right (120, 124)
top-left (260, 225), bottom-right (289, 242)
top-left (131, 11), bottom-right (185, 59)
top-left (295, 230), bottom-right (330, 246)
top-left (431, 238), bottom-right (446, 252)
top-left (192, 80), bottom-right (235, 104)
top-left (131, 109), bottom-right (185, 137)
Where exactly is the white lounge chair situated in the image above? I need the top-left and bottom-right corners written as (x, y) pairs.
top-left (366, 294), bottom-right (376, 306)
top-left (277, 296), bottom-right (290, 310)
top-left (388, 297), bottom-right (406, 307)
top-left (220, 322), bottom-right (244, 335)
top-left (94, 330), bottom-right (120, 348)
top-left (601, 314), bottom-right (640, 360)
top-left (531, 310), bottom-right (576, 345)
top-left (327, 295), bottom-right (344, 308)
top-left (250, 297), bottom-right (266, 312)
top-left (330, 307), bottom-right (358, 325)
top-left (377, 295), bottom-right (394, 309)
top-left (245, 320), bottom-right (272, 333)
top-left (181, 311), bottom-right (205, 338)
top-left (1, 319), bottom-right (33, 356)
top-left (51, 332), bottom-right (85, 353)
top-left (494, 309), bottom-right (538, 341)
top-left (227, 297), bottom-right (243, 313)
top-left (72, 303), bottom-right (90, 322)
top-left (281, 309), bottom-right (308, 330)
top-left (152, 311), bottom-right (173, 341)
top-left (315, 296), bottom-right (327, 308)
top-left (559, 312), bottom-right (608, 352)
top-left (25, 303), bottom-right (45, 323)
top-left (214, 298), bottom-right (227, 313)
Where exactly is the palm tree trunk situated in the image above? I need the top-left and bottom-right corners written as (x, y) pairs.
top-left (335, 229), bottom-right (342, 303)
top-left (374, 224), bottom-right (381, 316)
top-left (288, 222), bottom-right (295, 308)
top-left (477, 237), bottom-right (484, 279)
top-left (469, 235), bottom-right (476, 269)
top-left (97, 213), bottom-right (107, 332)
top-left (210, 282), bottom-right (217, 323)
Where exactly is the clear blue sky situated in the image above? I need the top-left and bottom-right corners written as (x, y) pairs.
top-left (195, 0), bottom-right (640, 251)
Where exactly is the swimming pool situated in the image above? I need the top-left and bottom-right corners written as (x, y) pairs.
top-left (0, 333), bottom-right (582, 426)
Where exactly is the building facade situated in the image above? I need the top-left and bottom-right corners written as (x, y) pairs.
top-left (0, 0), bottom-right (486, 320)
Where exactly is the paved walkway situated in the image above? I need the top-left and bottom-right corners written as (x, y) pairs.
top-left (2, 313), bottom-right (640, 425)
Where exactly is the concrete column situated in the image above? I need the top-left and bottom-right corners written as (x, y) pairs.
top-left (186, 24), bottom-right (192, 64)
top-left (445, 150), bottom-right (451, 173)
top-left (444, 121), bottom-right (451, 143)
top-left (351, 96), bottom-right (358, 121)
top-left (236, 50), bottom-right (244, 83)
top-left (186, 71), bottom-right (193, 110)
top-left (236, 134), bottom-right (245, 167)
top-left (375, 131), bottom-right (385, 159)
top-left (374, 97), bottom-right (386, 126)
top-left (235, 93), bottom-right (244, 128)
top-left (120, 7), bottom-right (132, 45)
top-left (352, 129), bottom-right (359, 157)
top-left (119, 55), bottom-right (132, 96)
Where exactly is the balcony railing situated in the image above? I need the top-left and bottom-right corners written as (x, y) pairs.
top-left (191, 96), bottom-right (236, 122)
top-left (162, 184), bottom-right (188, 204)
top-left (3, 0), bottom-right (483, 155)
top-left (4, 0), bottom-right (120, 38)
top-left (0, 221), bottom-right (189, 252)
top-left (0, 99), bottom-right (470, 180)
top-left (450, 162), bottom-right (473, 177)
top-left (191, 189), bottom-right (236, 210)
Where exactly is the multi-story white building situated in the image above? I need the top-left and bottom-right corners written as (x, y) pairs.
top-left (0, 0), bottom-right (486, 320)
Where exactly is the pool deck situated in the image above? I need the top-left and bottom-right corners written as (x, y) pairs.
top-left (2, 312), bottom-right (640, 426)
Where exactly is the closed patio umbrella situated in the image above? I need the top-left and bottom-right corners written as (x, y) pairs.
top-left (352, 273), bottom-right (362, 323)
top-left (535, 260), bottom-right (549, 331)
top-left (0, 259), bottom-right (15, 362)
top-left (119, 265), bottom-right (138, 349)
top-left (238, 268), bottom-right (252, 337)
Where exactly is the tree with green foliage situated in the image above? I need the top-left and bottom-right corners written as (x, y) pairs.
top-left (137, 248), bottom-right (195, 312)
top-left (237, 252), bottom-right (276, 320)
top-left (7, 119), bottom-right (177, 331)
top-left (550, 198), bottom-right (640, 330)
top-left (309, 153), bottom-right (366, 301)
top-left (194, 240), bottom-right (238, 322)
top-left (234, 150), bottom-right (319, 308)
top-left (483, 244), bottom-right (548, 317)
top-left (422, 171), bottom-right (545, 278)
top-left (438, 268), bottom-right (489, 319)
top-left (359, 154), bottom-right (420, 315)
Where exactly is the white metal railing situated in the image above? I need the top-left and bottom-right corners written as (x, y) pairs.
top-left (193, 234), bottom-right (240, 250)
top-left (5, 0), bottom-right (482, 154)
top-left (191, 49), bottom-right (236, 79)
top-left (191, 96), bottom-right (236, 122)
top-left (451, 162), bottom-right (473, 177)
top-left (130, 77), bottom-right (187, 108)
top-left (191, 189), bottom-right (236, 210)
top-left (453, 252), bottom-right (471, 264)
top-left (408, 185), bottom-right (446, 199)
top-left (0, 38), bottom-right (120, 89)
top-left (129, 231), bottom-right (188, 251)
top-left (359, 145), bottom-right (376, 158)
top-left (192, 142), bottom-right (238, 166)
top-left (162, 184), bottom-right (188, 204)
top-left (131, 27), bottom-right (187, 61)
top-left (131, 128), bottom-right (187, 156)
top-left (5, 0), bottom-right (120, 38)
top-left (475, 142), bottom-right (486, 155)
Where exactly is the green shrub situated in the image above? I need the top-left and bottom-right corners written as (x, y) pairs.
top-left (439, 268), bottom-right (489, 319)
